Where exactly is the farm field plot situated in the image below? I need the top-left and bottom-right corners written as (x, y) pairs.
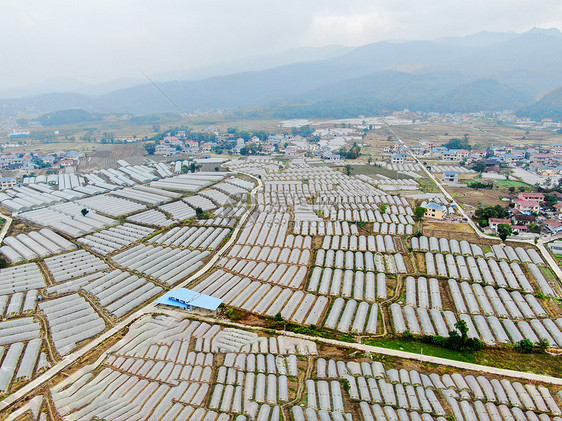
top-left (19, 313), bottom-right (562, 421)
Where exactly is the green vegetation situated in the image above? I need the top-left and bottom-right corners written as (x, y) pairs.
top-left (493, 180), bottom-right (529, 188)
top-left (35, 109), bottom-right (100, 127)
top-left (414, 206), bottom-right (427, 221)
top-left (338, 143), bottom-right (361, 160)
top-left (473, 205), bottom-right (509, 227)
top-left (443, 135), bottom-right (471, 150)
top-left (364, 338), bottom-right (477, 364)
top-left (497, 223), bottom-right (513, 241)
top-left (417, 177), bottom-right (441, 193)
top-left (471, 160), bottom-right (486, 173)
top-left (224, 307), bottom-right (247, 321)
top-left (195, 207), bottom-right (210, 220)
top-left (516, 339), bottom-right (534, 353)
top-left (467, 181), bottom-right (493, 189)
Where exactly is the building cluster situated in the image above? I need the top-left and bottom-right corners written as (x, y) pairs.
top-left (0, 150), bottom-right (85, 190)
top-left (486, 192), bottom-right (562, 236)
top-left (387, 141), bottom-right (562, 177)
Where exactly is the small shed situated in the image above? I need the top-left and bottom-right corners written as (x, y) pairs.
top-left (156, 288), bottom-right (223, 316)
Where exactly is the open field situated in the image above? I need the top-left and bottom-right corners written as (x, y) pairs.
top-left (493, 180), bottom-right (531, 188)
top-left (345, 163), bottom-right (412, 180)
top-left (374, 120), bottom-right (562, 149)
top-left (448, 186), bottom-right (509, 208)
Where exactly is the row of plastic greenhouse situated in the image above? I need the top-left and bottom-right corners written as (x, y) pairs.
top-left (193, 271), bottom-right (328, 326)
top-left (39, 293), bottom-right (106, 356)
top-left (77, 194), bottom-right (147, 216)
top-left (446, 279), bottom-right (549, 319)
top-left (0, 289), bottom-right (38, 318)
top-left (423, 252), bottom-right (540, 292)
top-left (18, 205), bottom-right (118, 237)
top-left (0, 263), bottom-right (46, 295)
top-left (82, 269), bottom-right (162, 318)
top-left (320, 234), bottom-right (398, 253)
top-left (110, 244), bottom-right (209, 286)
top-left (148, 226), bottom-right (230, 250)
top-left (126, 209), bottom-right (175, 227)
top-left (315, 250), bottom-right (407, 273)
top-left (0, 228), bottom-right (76, 263)
top-left (149, 173), bottom-right (227, 192)
top-left (412, 236), bottom-right (544, 265)
top-left (43, 250), bottom-right (108, 283)
top-left (49, 316), bottom-right (316, 420)
top-left (0, 337), bottom-right (48, 394)
top-left (317, 358), bottom-right (560, 419)
top-left (308, 268), bottom-right (387, 301)
top-left (77, 223), bottom-right (155, 256)
top-left (324, 299), bottom-right (379, 334)
top-left (42, 310), bottom-right (562, 421)
top-left (219, 259), bottom-right (308, 289)
top-left (390, 303), bottom-right (562, 346)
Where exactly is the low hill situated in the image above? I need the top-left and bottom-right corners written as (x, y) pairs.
top-left (516, 86), bottom-right (562, 121)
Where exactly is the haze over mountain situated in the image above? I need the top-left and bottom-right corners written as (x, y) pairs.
top-left (3, 28), bottom-right (562, 120)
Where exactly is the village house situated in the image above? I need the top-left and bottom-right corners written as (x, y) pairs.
top-left (511, 225), bottom-right (528, 234)
top-left (0, 176), bottom-right (17, 190)
top-left (442, 171), bottom-right (459, 184)
top-left (489, 218), bottom-right (511, 232)
top-left (543, 219), bottom-right (562, 234)
top-left (518, 192), bottom-right (545, 202)
top-left (422, 202), bottom-right (447, 219)
top-left (514, 199), bottom-right (540, 213)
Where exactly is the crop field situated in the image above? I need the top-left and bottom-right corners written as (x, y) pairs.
top-left (493, 180), bottom-right (531, 188)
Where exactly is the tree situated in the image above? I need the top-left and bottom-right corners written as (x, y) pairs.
top-left (380, 204), bottom-right (388, 214)
top-left (528, 223), bottom-right (541, 234)
top-left (81, 208), bottom-right (89, 217)
top-left (543, 193), bottom-right (558, 208)
top-left (473, 205), bottom-right (509, 227)
top-left (471, 160), bottom-right (486, 173)
top-left (144, 143), bottom-right (156, 155)
top-left (443, 137), bottom-right (472, 150)
top-left (414, 206), bottom-right (427, 221)
top-left (345, 165), bottom-right (352, 176)
top-left (537, 338), bottom-right (550, 353)
top-left (516, 339), bottom-right (534, 353)
top-left (181, 165), bottom-right (189, 174)
top-left (497, 223), bottom-right (513, 241)
top-left (508, 187), bottom-right (515, 193)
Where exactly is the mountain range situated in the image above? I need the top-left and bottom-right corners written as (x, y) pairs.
top-left (3, 28), bottom-right (562, 120)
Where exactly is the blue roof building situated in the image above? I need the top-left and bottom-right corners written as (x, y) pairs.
top-left (156, 288), bottom-right (223, 313)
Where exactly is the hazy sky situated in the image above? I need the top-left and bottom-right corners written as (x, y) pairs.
top-left (2, 0), bottom-right (562, 88)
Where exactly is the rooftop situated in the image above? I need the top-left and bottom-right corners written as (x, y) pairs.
top-left (156, 288), bottom-right (223, 311)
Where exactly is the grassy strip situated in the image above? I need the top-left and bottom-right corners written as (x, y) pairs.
top-left (364, 338), bottom-right (477, 363)
top-left (416, 177), bottom-right (441, 193)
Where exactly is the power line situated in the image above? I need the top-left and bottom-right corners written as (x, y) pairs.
top-left (137, 68), bottom-right (203, 132)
